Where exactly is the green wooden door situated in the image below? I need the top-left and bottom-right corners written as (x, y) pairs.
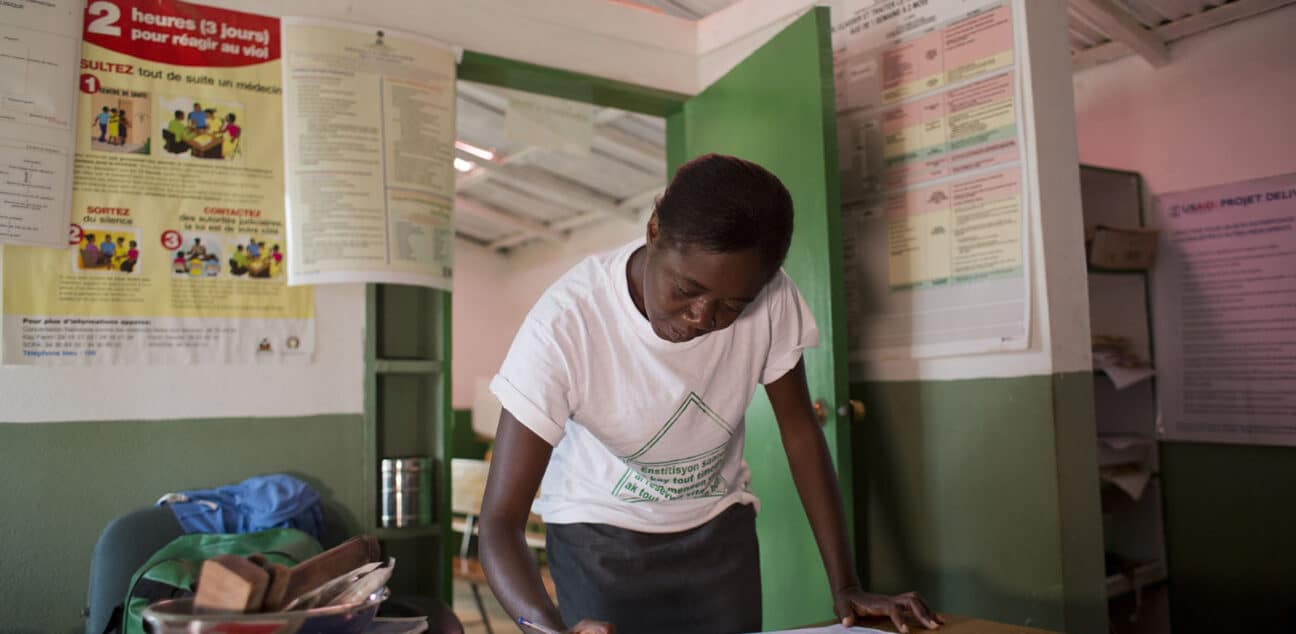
top-left (666, 7), bottom-right (849, 630)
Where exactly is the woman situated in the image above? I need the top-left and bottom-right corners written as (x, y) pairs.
top-left (219, 113), bottom-right (241, 140)
top-left (480, 154), bottom-right (941, 634)
top-left (121, 240), bottom-right (140, 273)
top-left (107, 109), bottom-right (120, 145)
top-left (220, 113), bottom-right (241, 159)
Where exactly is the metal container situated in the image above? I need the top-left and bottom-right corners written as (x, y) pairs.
top-left (381, 457), bottom-right (432, 528)
top-left (142, 588), bottom-right (387, 634)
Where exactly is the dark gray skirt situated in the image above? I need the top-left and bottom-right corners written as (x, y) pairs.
top-left (545, 503), bottom-right (762, 634)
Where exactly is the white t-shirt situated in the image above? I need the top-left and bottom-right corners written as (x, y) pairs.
top-left (490, 238), bottom-right (819, 533)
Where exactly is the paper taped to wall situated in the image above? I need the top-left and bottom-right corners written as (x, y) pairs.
top-left (0, 0), bottom-right (82, 247)
top-left (829, 0), bottom-right (1032, 365)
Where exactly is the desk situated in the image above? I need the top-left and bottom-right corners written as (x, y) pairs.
top-left (187, 133), bottom-right (224, 158)
top-left (844, 615), bottom-right (1056, 634)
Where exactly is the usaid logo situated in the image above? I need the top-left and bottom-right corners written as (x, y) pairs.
top-left (1168, 200), bottom-right (1215, 218)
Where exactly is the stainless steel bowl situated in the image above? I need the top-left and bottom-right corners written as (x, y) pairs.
top-left (141, 587), bottom-right (389, 633)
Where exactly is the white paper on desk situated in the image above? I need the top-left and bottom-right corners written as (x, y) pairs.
top-left (754, 626), bottom-right (888, 634)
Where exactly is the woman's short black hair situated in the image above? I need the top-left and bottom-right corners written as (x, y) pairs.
top-left (655, 153), bottom-right (794, 275)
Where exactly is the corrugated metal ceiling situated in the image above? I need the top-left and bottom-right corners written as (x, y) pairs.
top-left (453, 81), bottom-right (665, 252)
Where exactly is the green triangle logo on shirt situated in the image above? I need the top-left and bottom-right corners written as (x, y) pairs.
top-left (611, 392), bottom-right (735, 503)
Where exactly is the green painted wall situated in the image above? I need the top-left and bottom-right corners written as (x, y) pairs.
top-left (1049, 373), bottom-right (1107, 634)
top-left (1160, 442), bottom-right (1296, 633)
top-left (851, 372), bottom-right (1105, 633)
top-left (0, 415), bottom-right (367, 633)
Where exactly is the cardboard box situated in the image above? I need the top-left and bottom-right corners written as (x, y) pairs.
top-left (1087, 225), bottom-right (1159, 270)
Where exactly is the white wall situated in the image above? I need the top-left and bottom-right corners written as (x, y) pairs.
top-left (451, 214), bottom-right (646, 409)
top-left (1072, 5), bottom-right (1296, 194)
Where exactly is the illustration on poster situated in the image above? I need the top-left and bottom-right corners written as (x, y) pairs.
top-left (158, 96), bottom-right (246, 160)
top-left (73, 227), bottom-right (142, 274)
top-left (87, 86), bottom-right (151, 155)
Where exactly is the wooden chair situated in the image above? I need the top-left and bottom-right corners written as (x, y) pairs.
top-left (450, 458), bottom-right (552, 634)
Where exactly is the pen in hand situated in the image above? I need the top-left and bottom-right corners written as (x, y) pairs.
top-left (517, 616), bottom-right (563, 634)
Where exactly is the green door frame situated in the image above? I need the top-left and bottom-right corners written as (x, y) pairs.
top-left (457, 51), bottom-right (689, 119)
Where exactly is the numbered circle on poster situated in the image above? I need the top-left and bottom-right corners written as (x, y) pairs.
top-left (68, 223), bottom-right (84, 246)
top-left (79, 74), bottom-right (101, 94)
top-left (161, 230), bottom-right (183, 251)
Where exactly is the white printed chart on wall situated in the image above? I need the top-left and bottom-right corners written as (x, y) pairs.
top-left (281, 18), bottom-right (459, 290)
top-left (1153, 173), bottom-right (1296, 446)
top-left (828, 0), bottom-right (1031, 369)
top-left (0, 0), bottom-right (82, 247)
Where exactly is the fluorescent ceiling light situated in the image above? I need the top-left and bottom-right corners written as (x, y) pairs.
top-left (455, 140), bottom-right (495, 161)
top-left (454, 158), bottom-right (477, 173)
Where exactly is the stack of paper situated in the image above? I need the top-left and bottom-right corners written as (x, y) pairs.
top-left (1092, 335), bottom-right (1155, 390)
top-left (1100, 464), bottom-right (1152, 501)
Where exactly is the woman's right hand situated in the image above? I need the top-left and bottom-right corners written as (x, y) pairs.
top-left (568, 619), bottom-right (616, 633)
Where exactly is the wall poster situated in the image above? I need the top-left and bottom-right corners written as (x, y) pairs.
top-left (1153, 173), bottom-right (1296, 446)
top-left (829, 0), bottom-right (1032, 368)
top-left (2, 0), bottom-right (315, 365)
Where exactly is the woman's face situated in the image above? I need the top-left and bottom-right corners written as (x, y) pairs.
top-left (642, 235), bottom-right (770, 344)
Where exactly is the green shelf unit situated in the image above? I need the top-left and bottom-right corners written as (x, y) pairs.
top-left (364, 283), bottom-right (454, 603)
top-left (375, 360), bottom-right (445, 375)
top-left (1082, 165), bottom-right (1171, 633)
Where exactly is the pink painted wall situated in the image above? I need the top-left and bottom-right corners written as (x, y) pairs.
top-left (1072, 5), bottom-right (1296, 195)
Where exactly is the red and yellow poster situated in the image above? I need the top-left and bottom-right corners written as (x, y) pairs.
top-left (2, 0), bottom-right (314, 364)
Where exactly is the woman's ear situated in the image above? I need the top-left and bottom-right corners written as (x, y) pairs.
top-left (646, 211), bottom-right (660, 247)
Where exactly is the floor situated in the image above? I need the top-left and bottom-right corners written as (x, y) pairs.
top-left (452, 577), bottom-right (525, 634)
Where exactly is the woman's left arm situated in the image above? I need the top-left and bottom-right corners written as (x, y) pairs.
top-left (765, 359), bottom-right (942, 633)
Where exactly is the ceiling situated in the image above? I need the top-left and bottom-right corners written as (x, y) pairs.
top-left (1066, 0), bottom-right (1296, 69)
top-left (453, 0), bottom-right (1292, 253)
top-left (453, 81), bottom-right (666, 252)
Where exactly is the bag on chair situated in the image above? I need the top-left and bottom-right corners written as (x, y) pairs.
top-left (112, 527), bottom-right (322, 634)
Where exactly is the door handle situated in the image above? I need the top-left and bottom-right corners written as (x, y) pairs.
top-left (814, 399), bottom-right (864, 425)
top-left (837, 400), bottom-right (866, 423)
top-left (812, 399), bottom-right (829, 426)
